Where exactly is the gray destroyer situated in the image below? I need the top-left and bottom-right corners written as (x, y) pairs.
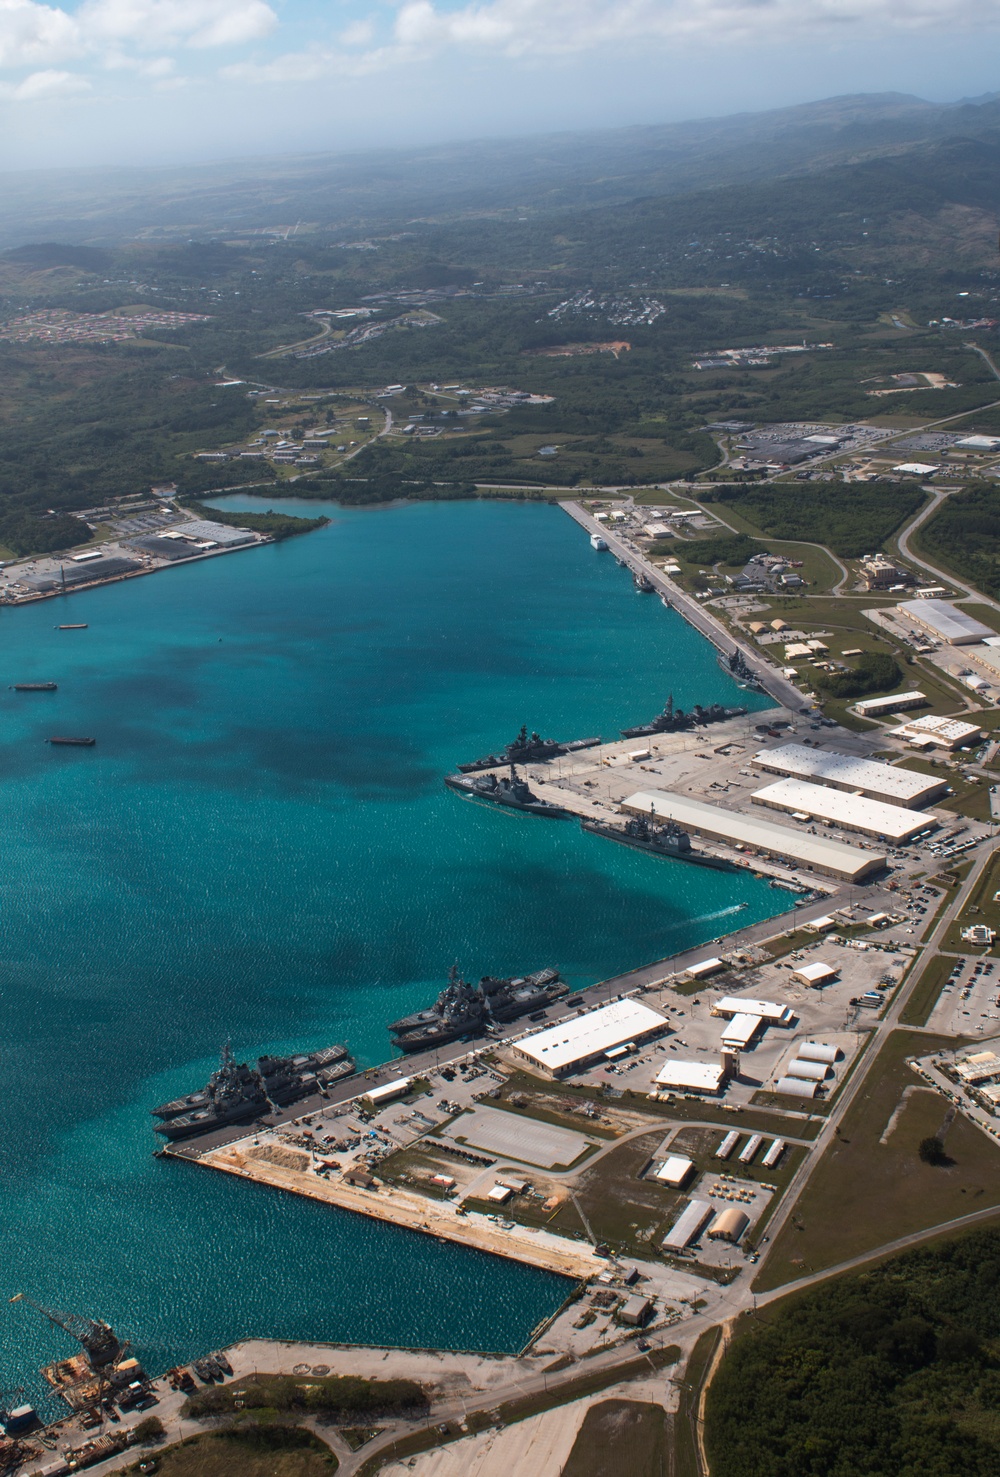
top-left (390, 964), bottom-right (568, 1052)
top-left (581, 814), bottom-right (740, 872)
top-left (458, 725), bottom-right (599, 773)
top-left (445, 763), bottom-right (571, 817)
top-left (153, 1040), bottom-right (355, 1140)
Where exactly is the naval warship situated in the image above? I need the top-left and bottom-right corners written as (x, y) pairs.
top-left (153, 1040), bottom-right (356, 1139)
top-left (445, 763), bottom-right (571, 817)
top-left (390, 964), bottom-right (567, 1052)
top-left (620, 693), bottom-right (746, 739)
top-left (457, 725), bottom-right (600, 773)
top-left (581, 814), bottom-right (740, 871)
top-left (718, 648), bottom-right (766, 692)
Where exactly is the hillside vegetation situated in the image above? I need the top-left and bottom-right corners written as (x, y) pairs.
top-left (706, 1229), bottom-right (1000, 1477)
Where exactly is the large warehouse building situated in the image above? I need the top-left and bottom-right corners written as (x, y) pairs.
top-left (751, 742), bottom-right (947, 808)
top-left (512, 997), bottom-right (669, 1077)
top-left (897, 599), bottom-right (994, 645)
top-left (620, 791), bottom-right (886, 882)
top-left (751, 777), bottom-right (937, 843)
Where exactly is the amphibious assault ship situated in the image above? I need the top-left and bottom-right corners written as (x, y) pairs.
top-left (458, 725), bottom-right (600, 773)
top-left (390, 964), bottom-right (567, 1052)
top-left (445, 763), bottom-right (571, 817)
top-left (620, 693), bottom-right (746, 739)
top-left (581, 814), bottom-right (740, 872)
top-left (718, 648), bottom-right (766, 693)
top-left (152, 1040), bottom-right (356, 1140)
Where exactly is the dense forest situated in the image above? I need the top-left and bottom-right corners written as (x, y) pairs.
top-left (918, 483), bottom-right (1000, 599)
top-left (706, 1229), bottom-right (1000, 1477)
top-left (700, 482), bottom-right (927, 558)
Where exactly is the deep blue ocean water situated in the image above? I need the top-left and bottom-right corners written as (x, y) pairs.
top-left (0, 497), bottom-right (782, 1404)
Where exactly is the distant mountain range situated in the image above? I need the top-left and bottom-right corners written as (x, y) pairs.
top-left (2, 90), bottom-right (1000, 259)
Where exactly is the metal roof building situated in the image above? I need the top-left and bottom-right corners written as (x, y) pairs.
top-left (712, 996), bottom-right (793, 1024)
top-left (661, 1198), bottom-right (714, 1250)
top-left (513, 998), bottom-right (669, 1077)
top-left (898, 599), bottom-right (994, 645)
top-left (855, 691), bottom-right (927, 716)
top-left (721, 1013), bottom-right (763, 1049)
top-left (709, 1207), bottom-right (751, 1242)
top-left (751, 743), bottom-right (947, 808)
top-left (890, 714), bottom-right (983, 750)
top-left (655, 1155), bottom-right (696, 1187)
top-left (786, 1059), bottom-right (829, 1081)
top-left (792, 961), bottom-right (838, 988)
top-left (751, 777), bottom-right (935, 842)
top-left (798, 1042), bottom-right (839, 1064)
top-left (654, 1059), bottom-right (727, 1094)
top-left (774, 1075), bottom-right (819, 1098)
top-left (621, 790), bottom-right (886, 882)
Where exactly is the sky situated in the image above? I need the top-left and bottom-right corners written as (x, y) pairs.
top-left (2, 0), bottom-right (1000, 169)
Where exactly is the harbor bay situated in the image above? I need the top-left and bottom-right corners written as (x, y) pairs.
top-left (0, 496), bottom-right (780, 1408)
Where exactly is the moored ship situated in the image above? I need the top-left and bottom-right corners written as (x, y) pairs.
top-left (390, 964), bottom-right (567, 1052)
top-left (445, 763), bottom-right (571, 817)
top-left (581, 814), bottom-right (740, 872)
top-left (458, 724), bottom-right (599, 773)
top-left (153, 1039), bottom-right (356, 1140)
top-left (633, 572), bottom-right (654, 593)
top-left (718, 648), bottom-right (766, 692)
top-left (621, 693), bottom-right (746, 739)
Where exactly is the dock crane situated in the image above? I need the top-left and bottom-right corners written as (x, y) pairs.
top-left (8, 1296), bottom-right (123, 1371)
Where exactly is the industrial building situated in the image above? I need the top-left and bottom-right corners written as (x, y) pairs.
top-left (708, 1208), bottom-right (750, 1242)
top-left (751, 777), bottom-right (936, 843)
top-left (618, 1295), bottom-right (654, 1327)
top-left (854, 691), bottom-right (928, 717)
top-left (661, 1198), bottom-right (714, 1250)
top-left (620, 790), bottom-right (887, 882)
top-left (798, 1042), bottom-right (839, 1065)
top-left (897, 599), bottom-right (994, 645)
top-left (792, 961), bottom-right (838, 988)
top-left (654, 1059), bottom-right (727, 1094)
top-left (774, 1075), bottom-right (818, 1098)
top-left (21, 555), bottom-right (141, 592)
top-left (513, 997), bottom-right (669, 1077)
top-left (655, 1155), bottom-right (696, 1188)
top-left (890, 713), bottom-right (983, 750)
top-left (786, 1059), bottom-right (829, 1081)
top-left (721, 1013), bottom-right (764, 1049)
top-left (712, 997), bottom-right (793, 1025)
top-left (751, 742), bottom-right (947, 808)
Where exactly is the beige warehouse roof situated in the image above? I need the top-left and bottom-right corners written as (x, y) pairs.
top-left (621, 790), bottom-right (886, 882)
top-left (751, 777), bottom-right (934, 842)
top-left (752, 742), bottom-right (945, 807)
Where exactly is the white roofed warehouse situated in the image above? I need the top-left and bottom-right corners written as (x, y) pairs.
top-left (751, 743), bottom-right (947, 808)
top-left (513, 998), bottom-right (668, 1077)
top-left (897, 599), bottom-right (993, 645)
top-left (620, 790), bottom-right (886, 882)
top-left (751, 778), bottom-right (936, 843)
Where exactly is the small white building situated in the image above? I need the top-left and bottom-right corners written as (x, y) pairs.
top-left (721, 1013), bottom-right (763, 1050)
top-left (655, 1155), bottom-right (695, 1188)
top-left (661, 1198), bottom-right (714, 1250)
top-left (786, 1059), bottom-right (829, 1081)
top-left (712, 996), bottom-right (793, 1024)
top-left (792, 961), bottom-right (838, 988)
top-left (890, 714), bottom-right (983, 750)
top-left (654, 1059), bottom-right (728, 1095)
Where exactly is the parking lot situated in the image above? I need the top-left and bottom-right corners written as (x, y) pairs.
top-left (927, 954), bottom-right (1000, 1036)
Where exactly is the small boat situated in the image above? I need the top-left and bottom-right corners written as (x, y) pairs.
top-left (47, 736), bottom-right (96, 746)
top-left (212, 1351), bottom-right (233, 1375)
top-left (57, 624), bottom-right (88, 630)
top-left (11, 682), bottom-right (57, 691)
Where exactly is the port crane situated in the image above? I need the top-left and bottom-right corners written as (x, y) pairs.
top-left (8, 1296), bottom-right (122, 1371)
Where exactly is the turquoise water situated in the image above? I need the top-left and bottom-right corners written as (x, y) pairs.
top-left (0, 497), bottom-right (781, 1403)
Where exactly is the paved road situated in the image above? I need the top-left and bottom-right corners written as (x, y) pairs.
top-left (895, 483), bottom-right (1000, 614)
top-left (561, 501), bottom-right (808, 713)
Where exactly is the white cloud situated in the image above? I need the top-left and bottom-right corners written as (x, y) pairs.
top-left (77, 0), bottom-right (277, 50)
top-left (388, 0), bottom-right (1000, 56)
top-left (223, 0), bottom-right (1000, 88)
top-left (0, 64), bottom-right (89, 96)
top-left (0, 1), bottom-right (77, 69)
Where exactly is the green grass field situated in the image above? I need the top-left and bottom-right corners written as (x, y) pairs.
top-left (114, 1430), bottom-right (337, 1477)
top-left (898, 953), bottom-right (958, 1027)
top-left (753, 1029), bottom-right (1000, 1291)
